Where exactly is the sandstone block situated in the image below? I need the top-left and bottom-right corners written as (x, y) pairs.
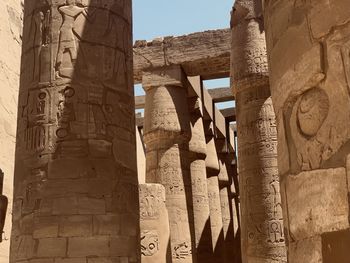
top-left (67, 237), bottom-right (109, 257)
top-left (288, 236), bottom-right (322, 263)
top-left (59, 215), bottom-right (92, 237)
top-left (286, 168), bottom-right (349, 240)
top-left (33, 216), bottom-right (59, 238)
top-left (93, 214), bottom-right (120, 235)
top-left (110, 236), bottom-right (137, 257)
top-left (36, 238), bottom-right (67, 258)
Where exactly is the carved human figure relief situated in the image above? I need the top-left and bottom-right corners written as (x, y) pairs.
top-left (31, 2), bottom-right (50, 83)
top-left (56, 0), bottom-right (87, 78)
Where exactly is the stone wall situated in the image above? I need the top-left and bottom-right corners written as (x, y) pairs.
top-left (0, 0), bottom-right (22, 261)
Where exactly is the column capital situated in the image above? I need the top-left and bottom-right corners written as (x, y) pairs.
top-left (142, 65), bottom-right (186, 90)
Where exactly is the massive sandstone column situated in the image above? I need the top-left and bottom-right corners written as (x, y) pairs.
top-left (230, 0), bottom-right (287, 262)
top-left (264, 1), bottom-right (350, 262)
top-left (12, 0), bottom-right (139, 262)
top-left (143, 65), bottom-right (195, 263)
top-left (139, 184), bottom-right (170, 263)
top-left (0, 0), bottom-right (22, 261)
top-left (188, 97), bottom-right (212, 263)
top-left (204, 121), bottom-right (224, 263)
top-left (216, 138), bottom-right (235, 263)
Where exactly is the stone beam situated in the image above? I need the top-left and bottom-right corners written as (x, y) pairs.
top-left (135, 87), bottom-right (234, 109)
top-left (220, 107), bottom-right (236, 122)
top-left (207, 87), bottom-right (235, 102)
top-left (133, 29), bottom-right (231, 84)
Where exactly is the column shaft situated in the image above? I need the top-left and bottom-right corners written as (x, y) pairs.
top-left (205, 121), bottom-right (224, 263)
top-left (143, 66), bottom-right (195, 263)
top-left (11, 1), bottom-right (139, 262)
top-left (140, 184), bottom-right (170, 263)
top-left (188, 97), bottom-right (212, 263)
top-left (231, 0), bottom-right (287, 262)
top-left (264, 1), bottom-right (350, 262)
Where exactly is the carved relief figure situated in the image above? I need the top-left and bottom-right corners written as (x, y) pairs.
top-left (31, 1), bottom-right (50, 83)
top-left (56, 0), bottom-right (88, 78)
top-left (288, 87), bottom-right (330, 170)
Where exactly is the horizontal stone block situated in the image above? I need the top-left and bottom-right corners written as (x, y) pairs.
top-left (286, 168), bottom-right (349, 240)
top-left (93, 214), bottom-right (120, 235)
top-left (30, 259), bottom-right (55, 263)
top-left (67, 236), bottom-right (109, 257)
top-left (36, 238), bottom-right (67, 258)
top-left (110, 236), bottom-right (137, 257)
top-left (59, 215), bottom-right (92, 237)
top-left (87, 258), bottom-right (120, 263)
top-left (78, 197), bottom-right (106, 215)
top-left (33, 216), bottom-right (59, 238)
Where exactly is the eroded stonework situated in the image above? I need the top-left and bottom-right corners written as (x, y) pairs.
top-left (12, 0), bottom-right (139, 262)
top-left (231, 0), bottom-right (287, 262)
top-left (264, 0), bottom-right (350, 262)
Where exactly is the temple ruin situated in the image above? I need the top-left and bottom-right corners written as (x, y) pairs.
top-left (0, 0), bottom-right (348, 262)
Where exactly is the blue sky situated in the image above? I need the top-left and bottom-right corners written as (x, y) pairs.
top-left (133, 0), bottom-right (234, 109)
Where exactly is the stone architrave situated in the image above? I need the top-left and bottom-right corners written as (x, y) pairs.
top-left (204, 121), bottom-right (224, 263)
top-left (11, 1), bottom-right (139, 262)
top-left (263, 0), bottom-right (350, 262)
top-left (188, 97), bottom-right (213, 263)
top-left (143, 65), bottom-right (195, 263)
top-left (139, 184), bottom-right (170, 263)
top-left (231, 1), bottom-right (287, 262)
top-left (215, 138), bottom-right (235, 263)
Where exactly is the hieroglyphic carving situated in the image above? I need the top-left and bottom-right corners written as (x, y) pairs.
top-left (140, 186), bottom-right (163, 220)
top-left (13, 1), bottom-right (138, 262)
top-left (141, 230), bottom-right (159, 256)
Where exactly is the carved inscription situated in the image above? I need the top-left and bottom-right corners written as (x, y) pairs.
top-left (141, 230), bottom-right (159, 257)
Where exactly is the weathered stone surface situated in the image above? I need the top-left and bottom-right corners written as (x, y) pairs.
top-left (0, 0), bottom-right (22, 261)
top-left (134, 29), bottom-right (231, 84)
top-left (67, 237), bottom-right (109, 258)
top-left (231, 1), bottom-right (287, 262)
top-left (264, 0), bottom-right (350, 261)
top-left (11, 0), bottom-right (139, 262)
top-left (285, 168), bottom-right (349, 240)
top-left (288, 236), bottom-right (322, 263)
top-left (139, 184), bottom-right (170, 263)
top-left (36, 238), bottom-right (67, 258)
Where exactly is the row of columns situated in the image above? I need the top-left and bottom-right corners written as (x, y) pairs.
top-left (140, 65), bottom-right (240, 263)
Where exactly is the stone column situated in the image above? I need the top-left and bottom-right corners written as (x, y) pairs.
top-left (264, 1), bottom-right (350, 262)
top-left (11, 1), bottom-right (139, 262)
top-left (139, 184), bottom-right (170, 263)
top-left (143, 65), bottom-right (195, 263)
top-left (204, 121), bottom-right (224, 263)
top-left (188, 97), bottom-right (212, 263)
top-left (231, 1), bottom-right (287, 262)
top-left (0, 0), bottom-right (22, 260)
top-left (216, 138), bottom-right (235, 263)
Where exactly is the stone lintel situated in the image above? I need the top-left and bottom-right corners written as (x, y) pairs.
top-left (134, 29), bottom-right (231, 84)
top-left (142, 65), bottom-right (186, 90)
